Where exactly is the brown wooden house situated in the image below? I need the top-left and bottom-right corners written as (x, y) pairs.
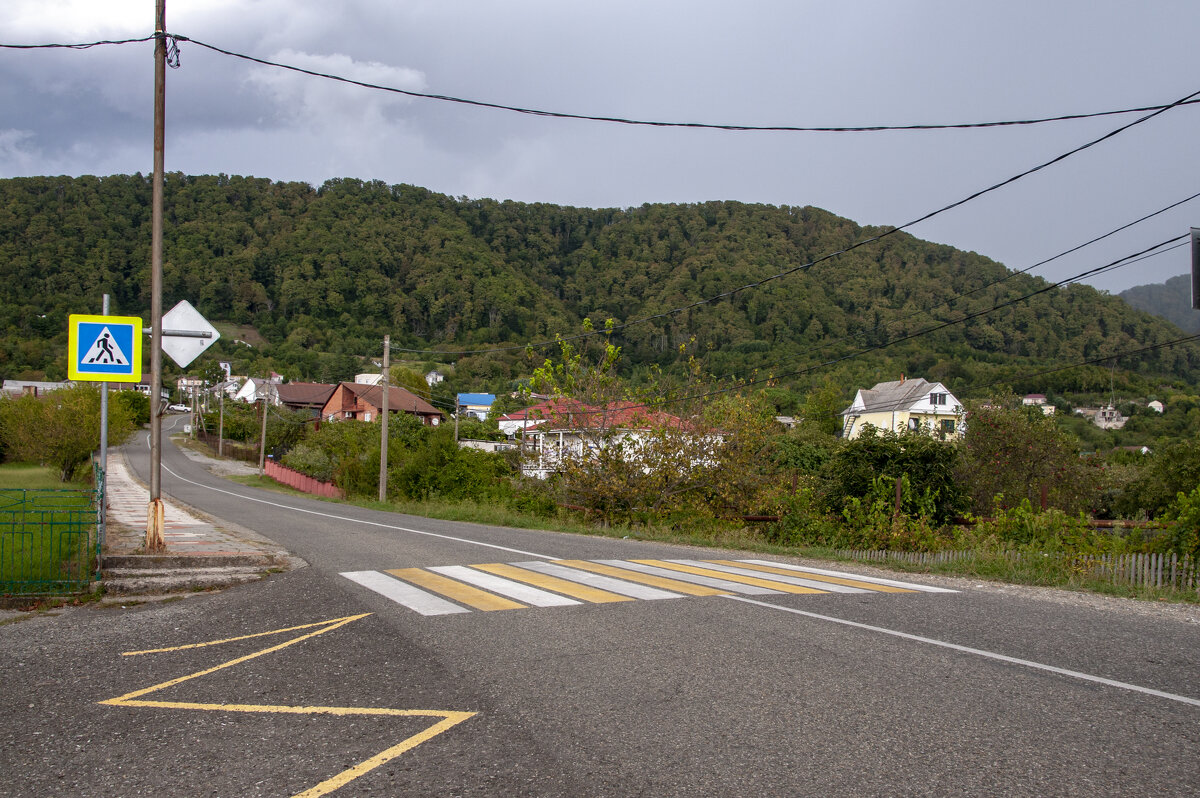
top-left (275, 382), bottom-right (337, 415)
top-left (320, 382), bottom-right (442, 426)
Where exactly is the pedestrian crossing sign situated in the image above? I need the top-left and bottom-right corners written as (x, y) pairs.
top-left (68, 314), bottom-right (142, 382)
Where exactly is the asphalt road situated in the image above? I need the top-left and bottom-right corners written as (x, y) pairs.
top-left (2, 430), bottom-right (1199, 797)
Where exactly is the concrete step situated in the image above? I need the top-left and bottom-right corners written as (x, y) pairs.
top-left (102, 553), bottom-right (283, 570)
top-left (102, 567), bottom-right (268, 595)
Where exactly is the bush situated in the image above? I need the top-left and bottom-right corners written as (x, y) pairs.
top-left (1160, 486), bottom-right (1200, 559)
top-left (819, 427), bottom-right (964, 524)
top-left (0, 385), bottom-right (135, 481)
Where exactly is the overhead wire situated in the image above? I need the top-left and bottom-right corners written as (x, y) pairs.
top-left (513, 233), bottom-right (1195, 424)
top-left (6, 31), bottom-right (1198, 359)
top-left (384, 84), bottom-right (1200, 356)
top-left (7, 31), bottom-right (1199, 398)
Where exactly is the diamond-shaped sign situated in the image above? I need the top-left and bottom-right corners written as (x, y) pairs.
top-left (160, 300), bottom-right (220, 368)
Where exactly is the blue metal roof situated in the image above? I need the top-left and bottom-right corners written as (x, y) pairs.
top-left (457, 393), bottom-right (496, 406)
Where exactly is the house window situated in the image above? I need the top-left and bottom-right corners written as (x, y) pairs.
top-left (939, 419), bottom-right (955, 434)
top-left (930, 392), bottom-right (947, 406)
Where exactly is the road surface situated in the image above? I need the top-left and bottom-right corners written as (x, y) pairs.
top-left (2, 429), bottom-right (1198, 796)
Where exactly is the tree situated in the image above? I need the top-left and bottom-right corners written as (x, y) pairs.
top-left (0, 384), bottom-right (135, 481)
top-left (958, 398), bottom-right (1101, 516)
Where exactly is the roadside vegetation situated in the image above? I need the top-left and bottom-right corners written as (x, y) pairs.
top-left (190, 332), bottom-right (1200, 603)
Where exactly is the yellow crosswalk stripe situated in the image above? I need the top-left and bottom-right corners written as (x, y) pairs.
top-left (555, 560), bottom-right (730, 596)
top-left (633, 560), bottom-right (829, 594)
top-left (385, 568), bottom-right (526, 611)
top-left (471, 563), bottom-right (634, 603)
top-left (711, 560), bottom-right (917, 593)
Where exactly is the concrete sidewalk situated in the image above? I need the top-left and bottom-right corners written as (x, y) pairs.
top-left (101, 445), bottom-right (299, 596)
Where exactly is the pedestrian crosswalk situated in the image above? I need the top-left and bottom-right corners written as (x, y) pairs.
top-left (341, 558), bottom-right (955, 616)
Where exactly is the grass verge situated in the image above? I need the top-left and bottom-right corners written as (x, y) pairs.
top-left (222, 456), bottom-right (1199, 604)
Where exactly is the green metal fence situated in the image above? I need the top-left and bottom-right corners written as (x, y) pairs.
top-left (0, 472), bottom-right (101, 596)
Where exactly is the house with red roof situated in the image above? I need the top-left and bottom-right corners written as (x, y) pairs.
top-left (320, 382), bottom-right (442, 426)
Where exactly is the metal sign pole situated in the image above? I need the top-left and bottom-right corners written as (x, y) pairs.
top-left (99, 293), bottom-right (109, 547)
top-left (145, 0), bottom-right (167, 552)
top-left (379, 335), bottom-right (389, 502)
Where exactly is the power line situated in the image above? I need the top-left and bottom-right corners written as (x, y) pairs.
top-left (7, 33), bottom-right (1200, 133)
top-left (0, 35), bottom-right (156, 50)
top-left (9, 31), bottom-right (1199, 375)
top-left (530, 234), bottom-right (1195, 424)
top-left (390, 86), bottom-right (1200, 357)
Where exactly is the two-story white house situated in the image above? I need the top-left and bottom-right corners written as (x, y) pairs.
top-left (840, 377), bottom-right (964, 439)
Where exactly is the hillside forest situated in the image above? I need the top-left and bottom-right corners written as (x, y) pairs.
top-left (4, 174), bottom-right (1200, 566)
top-left (1, 173), bottom-right (1198, 423)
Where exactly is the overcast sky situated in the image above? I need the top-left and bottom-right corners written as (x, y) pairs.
top-left (2, 1), bottom-right (1198, 294)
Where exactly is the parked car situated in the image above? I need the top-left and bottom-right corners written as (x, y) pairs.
top-left (167, 403), bottom-right (190, 413)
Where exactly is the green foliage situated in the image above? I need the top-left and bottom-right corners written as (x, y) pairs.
top-left (819, 426), bottom-right (964, 524)
top-left (0, 384), bottom-right (135, 481)
top-left (201, 401), bottom-right (308, 454)
top-left (1112, 438), bottom-right (1200, 519)
top-left (281, 414), bottom-right (516, 503)
top-left (1160, 486), bottom-right (1200, 559)
top-left (959, 399), bottom-right (1102, 516)
top-left (112, 389), bottom-right (150, 426)
top-left (2, 174), bottom-right (1196, 403)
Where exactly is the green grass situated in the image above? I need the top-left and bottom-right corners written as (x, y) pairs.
top-left (0, 465), bottom-right (98, 594)
top-left (0, 463), bottom-right (89, 490)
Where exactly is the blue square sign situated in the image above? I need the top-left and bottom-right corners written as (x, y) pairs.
top-left (68, 314), bottom-right (142, 382)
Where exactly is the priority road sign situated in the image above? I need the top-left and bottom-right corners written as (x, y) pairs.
top-left (68, 314), bottom-right (143, 383)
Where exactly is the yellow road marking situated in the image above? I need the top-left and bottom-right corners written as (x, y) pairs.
top-left (555, 559), bottom-right (730, 596)
top-left (101, 614), bottom-right (476, 797)
top-left (472, 562), bottom-right (633, 603)
top-left (123, 617), bottom-right (362, 656)
top-left (710, 560), bottom-right (917, 593)
top-left (386, 567), bottom-right (526, 611)
top-left (632, 560), bottom-right (829, 594)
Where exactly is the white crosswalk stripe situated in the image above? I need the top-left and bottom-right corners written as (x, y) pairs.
top-left (428, 565), bottom-right (582, 607)
top-left (340, 559), bottom-right (955, 616)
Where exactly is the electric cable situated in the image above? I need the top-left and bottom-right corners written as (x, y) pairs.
top-left (387, 85), bottom-right (1200, 356)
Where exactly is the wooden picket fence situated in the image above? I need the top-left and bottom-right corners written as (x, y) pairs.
top-left (835, 548), bottom-right (1200, 593)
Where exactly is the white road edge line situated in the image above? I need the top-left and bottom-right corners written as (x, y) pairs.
top-left (724, 595), bottom-right (1200, 709)
top-left (144, 433), bottom-right (556, 560)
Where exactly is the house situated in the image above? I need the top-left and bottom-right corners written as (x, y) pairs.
top-left (1022, 393), bottom-right (1055, 416)
top-left (519, 399), bottom-right (706, 479)
top-left (1094, 405), bottom-right (1127, 430)
top-left (457, 393), bottom-right (496, 421)
top-left (840, 377), bottom-right (964, 439)
top-left (321, 382), bottom-right (442, 425)
top-left (355, 373), bottom-right (383, 386)
top-left (1148, 400), bottom-right (1165, 414)
top-left (425, 370), bottom-right (445, 387)
top-left (498, 399), bottom-right (580, 437)
top-left (235, 376), bottom-right (281, 404)
top-left (275, 382), bottom-right (336, 415)
top-left (1, 379), bottom-right (71, 397)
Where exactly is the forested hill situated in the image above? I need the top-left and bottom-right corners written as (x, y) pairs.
top-left (1119, 274), bottom-right (1200, 334)
top-left (1, 173), bottom-right (1196, 402)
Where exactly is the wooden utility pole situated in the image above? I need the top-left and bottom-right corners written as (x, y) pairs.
top-left (379, 335), bottom-right (390, 502)
top-left (145, 0), bottom-right (168, 552)
top-left (258, 383), bottom-right (269, 475)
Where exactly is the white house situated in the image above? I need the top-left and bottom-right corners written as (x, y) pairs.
top-left (518, 400), bottom-right (714, 480)
top-left (235, 376), bottom-right (281, 404)
top-left (840, 377), bottom-right (964, 439)
top-left (1022, 393), bottom-right (1055, 416)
